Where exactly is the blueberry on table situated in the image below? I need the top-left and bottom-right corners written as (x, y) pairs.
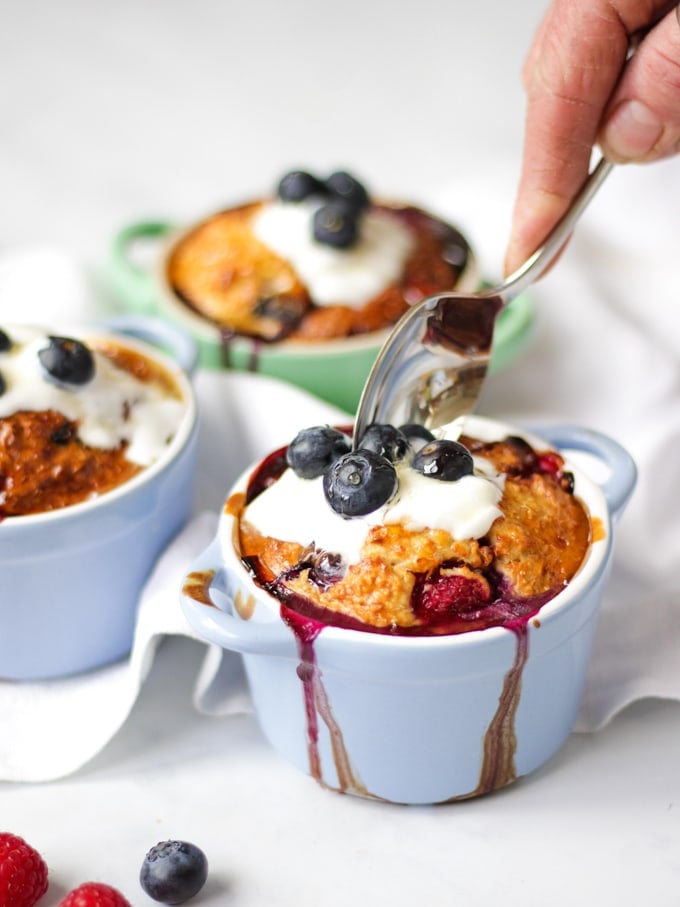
top-left (140, 839), bottom-right (208, 905)
top-left (359, 423), bottom-right (410, 462)
top-left (324, 170), bottom-right (370, 213)
top-left (312, 200), bottom-right (359, 249)
top-left (0, 328), bottom-right (11, 352)
top-left (286, 425), bottom-right (351, 479)
top-left (323, 449), bottom-right (397, 517)
top-left (38, 335), bottom-right (95, 386)
top-left (277, 169), bottom-right (325, 202)
top-left (411, 439), bottom-right (474, 481)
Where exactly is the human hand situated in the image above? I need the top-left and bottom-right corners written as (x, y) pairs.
top-left (505, 0), bottom-right (680, 276)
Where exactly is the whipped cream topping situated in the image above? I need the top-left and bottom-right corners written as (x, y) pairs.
top-left (243, 442), bottom-right (504, 567)
top-left (251, 199), bottom-right (414, 307)
top-left (0, 326), bottom-right (186, 466)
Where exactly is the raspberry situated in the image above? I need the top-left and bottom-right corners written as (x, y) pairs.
top-left (415, 571), bottom-right (490, 616)
top-left (58, 882), bottom-right (132, 907)
top-left (0, 832), bottom-right (49, 907)
top-left (536, 452), bottom-right (562, 476)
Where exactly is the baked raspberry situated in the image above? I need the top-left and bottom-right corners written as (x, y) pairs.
top-left (537, 451), bottom-right (562, 476)
top-left (0, 832), bottom-right (49, 907)
top-left (58, 882), bottom-right (132, 907)
top-left (414, 570), bottom-right (490, 617)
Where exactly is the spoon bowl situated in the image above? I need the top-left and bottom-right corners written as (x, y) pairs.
top-left (353, 157), bottom-right (613, 443)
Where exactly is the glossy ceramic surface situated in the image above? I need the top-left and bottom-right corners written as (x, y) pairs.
top-left (181, 418), bottom-right (636, 804)
top-left (107, 220), bottom-right (534, 414)
top-left (0, 317), bottom-right (199, 680)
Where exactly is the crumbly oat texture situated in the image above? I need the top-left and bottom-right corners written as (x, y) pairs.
top-left (237, 435), bottom-right (591, 636)
top-left (0, 409), bottom-right (140, 516)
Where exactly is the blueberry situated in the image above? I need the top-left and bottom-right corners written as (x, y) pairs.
top-left (399, 423), bottom-right (436, 448)
top-left (50, 420), bottom-right (74, 445)
top-left (0, 329), bottom-right (11, 353)
top-left (411, 439), bottom-right (474, 481)
top-left (277, 169), bottom-right (325, 202)
top-left (286, 425), bottom-right (351, 479)
top-left (359, 424), bottom-right (410, 462)
top-left (253, 293), bottom-right (308, 339)
top-left (324, 170), bottom-right (370, 213)
top-left (323, 449), bottom-right (397, 517)
top-left (38, 335), bottom-right (95, 386)
top-left (305, 548), bottom-right (345, 588)
top-left (140, 840), bottom-right (208, 905)
top-left (312, 200), bottom-right (359, 249)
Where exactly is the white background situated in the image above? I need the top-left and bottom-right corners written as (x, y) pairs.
top-left (2, 2), bottom-right (679, 906)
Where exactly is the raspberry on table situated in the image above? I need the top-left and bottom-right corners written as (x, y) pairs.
top-left (0, 832), bottom-right (49, 907)
top-left (58, 882), bottom-right (132, 907)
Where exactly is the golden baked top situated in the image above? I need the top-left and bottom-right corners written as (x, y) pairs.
top-left (233, 423), bottom-right (591, 636)
top-left (166, 169), bottom-right (472, 342)
top-left (0, 327), bottom-right (186, 516)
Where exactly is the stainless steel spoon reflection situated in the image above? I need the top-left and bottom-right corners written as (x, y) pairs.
top-left (352, 156), bottom-right (613, 445)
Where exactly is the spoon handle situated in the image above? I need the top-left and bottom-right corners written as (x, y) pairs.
top-left (492, 155), bottom-right (614, 303)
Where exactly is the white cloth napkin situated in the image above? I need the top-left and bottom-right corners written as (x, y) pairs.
top-left (1, 156), bottom-right (679, 781)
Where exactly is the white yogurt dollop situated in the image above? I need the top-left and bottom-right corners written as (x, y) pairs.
top-left (0, 326), bottom-right (186, 466)
top-left (251, 200), bottom-right (414, 308)
top-left (243, 441), bottom-right (504, 567)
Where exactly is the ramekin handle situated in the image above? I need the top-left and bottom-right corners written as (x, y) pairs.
top-left (107, 220), bottom-right (174, 314)
top-left (180, 538), bottom-right (295, 657)
top-left (536, 424), bottom-right (637, 522)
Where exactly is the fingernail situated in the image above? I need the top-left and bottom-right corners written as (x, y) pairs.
top-left (602, 100), bottom-right (663, 160)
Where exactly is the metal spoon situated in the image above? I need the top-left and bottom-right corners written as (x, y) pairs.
top-left (352, 156), bottom-right (613, 445)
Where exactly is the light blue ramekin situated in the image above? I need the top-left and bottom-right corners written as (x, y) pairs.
top-left (0, 316), bottom-right (199, 680)
top-left (181, 417), bottom-right (636, 805)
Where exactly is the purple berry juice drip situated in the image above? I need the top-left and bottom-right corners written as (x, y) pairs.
top-left (281, 605), bottom-right (368, 796)
top-left (218, 328), bottom-right (261, 372)
top-left (447, 620), bottom-right (531, 800)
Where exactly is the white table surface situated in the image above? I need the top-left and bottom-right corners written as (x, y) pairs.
top-left (2, 1), bottom-right (679, 905)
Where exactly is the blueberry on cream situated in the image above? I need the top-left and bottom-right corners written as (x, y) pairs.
top-left (236, 418), bottom-right (590, 635)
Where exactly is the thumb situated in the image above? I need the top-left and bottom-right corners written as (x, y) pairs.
top-left (599, 8), bottom-right (680, 162)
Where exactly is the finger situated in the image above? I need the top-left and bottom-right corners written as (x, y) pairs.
top-left (505, 0), bottom-right (629, 275)
top-left (599, 9), bottom-right (680, 161)
top-left (504, 0), bottom-right (676, 277)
